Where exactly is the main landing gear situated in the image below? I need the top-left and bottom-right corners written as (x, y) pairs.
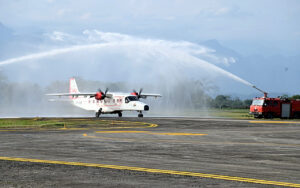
top-left (118, 112), bottom-right (122, 117)
top-left (138, 111), bottom-right (143, 118)
top-left (95, 108), bottom-right (102, 118)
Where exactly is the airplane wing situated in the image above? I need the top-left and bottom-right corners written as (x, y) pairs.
top-left (46, 93), bottom-right (113, 98)
top-left (139, 93), bottom-right (162, 98)
top-left (48, 98), bottom-right (72, 102)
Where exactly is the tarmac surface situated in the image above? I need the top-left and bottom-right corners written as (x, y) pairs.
top-left (0, 117), bottom-right (300, 187)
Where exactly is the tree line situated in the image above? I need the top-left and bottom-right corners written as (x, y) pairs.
top-left (207, 94), bottom-right (300, 109)
top-left (207, 95), bottom-right (252, 109)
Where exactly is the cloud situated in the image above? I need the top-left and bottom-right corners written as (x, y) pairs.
top-left (0, 30), bottom-right (252, 87)
top-left (46, 31), bottom-right (67, 41)
top-left (83, 30), bottom-right (133, 43)
top-left (0, 0), bottom-right (298, 43)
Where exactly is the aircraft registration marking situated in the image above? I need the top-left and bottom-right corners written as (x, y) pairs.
top-left (0, 156), bottom-right (299, 187)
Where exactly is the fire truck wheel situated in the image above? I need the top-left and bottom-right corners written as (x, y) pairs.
top-left (294, 112), bottom-right (300, 119)
top-left (254, 115), bottom-right (262, 118)
top-left (266, 113), bottom-right (273, 119)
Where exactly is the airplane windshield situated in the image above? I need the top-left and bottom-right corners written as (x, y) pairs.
top-left (125, 96), bottom-right (139, 103)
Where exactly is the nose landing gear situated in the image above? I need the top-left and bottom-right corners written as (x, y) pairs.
top-left (138, 111), bottom-right (143, 118)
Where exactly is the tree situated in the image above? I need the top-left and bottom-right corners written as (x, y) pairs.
top-left (213, 95), bottom-right (231, 109)
top-left (243, 99), bottom-right (253, 108)
top-left (209, 95), bottom-right (253, 109)
top-left (291, 95), bottom-right (300, 100)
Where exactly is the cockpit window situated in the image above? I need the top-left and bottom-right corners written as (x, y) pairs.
top-left (125, 96), bottom-right (139, 103)
top-left (251, 99), bottom-right (264, 106)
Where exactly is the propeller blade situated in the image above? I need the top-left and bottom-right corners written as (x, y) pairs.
top-left (137, 88), bottom-right (143, 98)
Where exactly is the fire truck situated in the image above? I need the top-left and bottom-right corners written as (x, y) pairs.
top-left (249, 86), bottom-right (300, 118)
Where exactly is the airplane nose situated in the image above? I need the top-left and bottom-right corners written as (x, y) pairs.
top-left (144, 105), bottom-right (149, 111)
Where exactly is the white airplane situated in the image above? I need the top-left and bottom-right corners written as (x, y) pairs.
top-left (47, 78), bottom-right (161, 118)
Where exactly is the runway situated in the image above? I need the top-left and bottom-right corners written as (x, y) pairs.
top-left (0, 117), bottom-right (300, 187)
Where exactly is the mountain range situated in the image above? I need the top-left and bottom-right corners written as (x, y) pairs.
top-left (1, 22), bottom-right (299, 98)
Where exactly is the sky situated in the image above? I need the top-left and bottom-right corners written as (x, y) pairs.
top-left (0, 0), bottom-right (299, 96)
top-left (0, 0), bottom-right (299, 55)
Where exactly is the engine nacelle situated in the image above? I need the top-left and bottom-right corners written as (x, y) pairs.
top-left (95, 92), bottom-right (104, 100)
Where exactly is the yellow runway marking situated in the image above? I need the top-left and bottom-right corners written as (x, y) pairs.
top-left (95, 131), bottom-right (207, 136)
top-left (154, 132), bottom-right (207, 136)
top-left (0, 121), bottom-right (158, 131)
top-left (96, 131), bottom-right (149, 133)
top-left (249, 121), bottom-right (300, 124)
top-left (0, 156), bottom-right (299, 187)
top-left (83, 133), bottom-right (300, 146)
top-left (60, 128), bottom-right (90, 130)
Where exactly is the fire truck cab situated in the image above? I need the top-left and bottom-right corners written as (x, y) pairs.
top-left (250, 97), bottom-right (300, 119)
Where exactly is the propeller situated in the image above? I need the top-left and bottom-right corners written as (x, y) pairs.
top-left (132, 88), bottom-right (144, 99)
top-left (94, 88), bottom-right (109, 100)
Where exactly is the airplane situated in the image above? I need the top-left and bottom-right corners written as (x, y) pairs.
top-left (47, 78), bottom-right (162, 118)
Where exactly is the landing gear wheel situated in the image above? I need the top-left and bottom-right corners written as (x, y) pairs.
top-left (138, 113), bottom-right (143, 118)
top-left (95, 108), bottom-right (102, 118)
top-left (118, 112), bottom-right (122, 117)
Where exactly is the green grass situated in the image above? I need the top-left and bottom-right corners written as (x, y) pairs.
top-left (0, 110), bottom-right (254, 128)
top-left (0, 118), bottom-right (112, 128)
top-left (207, 108), bottom-right (254, 119)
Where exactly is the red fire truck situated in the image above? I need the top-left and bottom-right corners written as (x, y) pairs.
top-left (249, 87), bottom-right (300, 118)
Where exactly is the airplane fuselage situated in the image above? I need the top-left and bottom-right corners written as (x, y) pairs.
top-left (72, 93), bottom-right (149, 114)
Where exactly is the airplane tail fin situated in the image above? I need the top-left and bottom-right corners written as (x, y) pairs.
top-left (69, 78), bottom-right (79, 99)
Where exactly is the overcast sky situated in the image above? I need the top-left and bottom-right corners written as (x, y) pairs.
top-left (1, 0), bottom-right (299, 44)
top-left (0, 0), bottom-right (299, 94)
